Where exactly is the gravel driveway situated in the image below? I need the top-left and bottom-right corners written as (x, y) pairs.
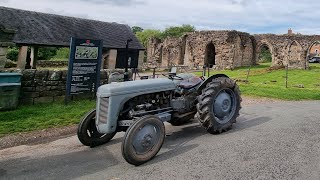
top-left (1, 100), bottom-right (320, 180)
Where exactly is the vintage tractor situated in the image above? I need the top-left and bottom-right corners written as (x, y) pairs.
top-left (77, 71), bottom-right (241, 165)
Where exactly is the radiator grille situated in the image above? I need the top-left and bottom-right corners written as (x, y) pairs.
top-left (99, 98), bottom-right (109, 123)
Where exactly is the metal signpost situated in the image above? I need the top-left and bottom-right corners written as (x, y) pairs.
top-left (65, 38), bottom-right (103, 104)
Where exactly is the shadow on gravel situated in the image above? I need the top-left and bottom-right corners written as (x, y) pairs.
top-left (0, 148), bottom-right (118, 179)
top-left (232, 116), bottom-right (272, 131)
top-left (142, 122), bottom-right (206, 166)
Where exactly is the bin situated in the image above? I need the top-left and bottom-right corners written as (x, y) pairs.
top-left (0, 73), bottom-right (22, 110)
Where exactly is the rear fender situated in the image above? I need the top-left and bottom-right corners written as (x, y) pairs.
top-left (197, 74), bottom-right (229, 94)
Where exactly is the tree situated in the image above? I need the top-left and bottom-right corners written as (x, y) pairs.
top-left (160, 24), bottom-right (195, 39)
top-left (136, 29), bottom-right (162, 48)
top-left (132, 26), bottom-right (144, 34)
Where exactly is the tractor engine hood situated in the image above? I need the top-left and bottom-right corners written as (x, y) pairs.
top-left (97, 78), bottom-right (176, 97)
top-left (95, 78), bottom-right (176, 134)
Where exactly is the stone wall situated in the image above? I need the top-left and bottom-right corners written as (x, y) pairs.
top-left (254, 34), bottom-right (320, 69)
top-left (147, 30), bottom-right (320, 70)
top-left (0, 69), bottom-right (129, 105)
top-left (37, 60), bottom-right (68, 68)
top-left (147, 30), bottom-right (255, 70)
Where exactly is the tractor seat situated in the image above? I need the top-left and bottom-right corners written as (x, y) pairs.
top-left (178, 77), bottom-right (202, 89)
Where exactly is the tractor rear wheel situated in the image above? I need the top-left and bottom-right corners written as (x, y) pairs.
top-left (77, 109), bottom-right (116, 147)
top-left (122, 115), bottom-right (165, 166)
top-left (196, 77), bottom-right (241, 134)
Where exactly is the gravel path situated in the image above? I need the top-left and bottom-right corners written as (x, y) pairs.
top-left (0, 96), bottom-right (280, 149)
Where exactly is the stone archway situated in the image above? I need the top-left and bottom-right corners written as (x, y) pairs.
top-left (287, 41), bottom-right (303, 68)
top-left (204, 42), bottom-right (216, 68)
top-left (258, 44), bottom-right (272, 63)
top-left (307, 41), bottom-right (320, 59)
top-left (257, 41), bottom-right (274, 66)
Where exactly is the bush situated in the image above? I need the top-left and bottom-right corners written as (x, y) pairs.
top-left (38, 47), bottom-right (58, 60)
top-left (6, 47), bottom-right (19, 61)
top-left (51, 48), bottom-right (69, 60)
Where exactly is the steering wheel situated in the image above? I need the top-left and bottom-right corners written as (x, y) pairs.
top-left (162, 73), bottom-right (184, 80)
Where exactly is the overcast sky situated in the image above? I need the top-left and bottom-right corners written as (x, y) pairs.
top-left (1, 0), bottom-right (319, 35)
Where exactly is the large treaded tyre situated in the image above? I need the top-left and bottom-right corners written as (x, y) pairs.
top-left (122, 115), bottom-right (165, 166)
top-left (77, 109), bottom-right (116, 147)
top-left (196, 77), bottom-right (241, 134)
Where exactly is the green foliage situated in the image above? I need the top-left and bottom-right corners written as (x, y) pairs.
top-left (160, 24), bottom-right (195, 39)
top-left (0, 100), bottom-right (95, 136)
top-left (135, 24), bottom-right (196, 48)
top-left (6, 46), bottom-right (62, 61)
top-left (38, 47), bottom-right (58, 60)
top-left (259, 47), bottom-right (272, 63)
top-left (51, 48), bottom-right (69, 60)
top-left (136, 29), bottom-right (162, 47)
top-left (6, 47), bottom-right (19, 61)
top-left (194, 63), bottom-right (320, 100)
top-left (132, 26), bottom-right (144, 34)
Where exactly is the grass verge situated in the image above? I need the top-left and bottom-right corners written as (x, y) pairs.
top-left (0, 100), bottom-right (95, 136)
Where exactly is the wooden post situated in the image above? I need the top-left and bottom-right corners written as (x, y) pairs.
top-left (30, 46), bottom-right (38, 69)
top-left (17, 46), bottom-right (28, 69)
top-left (107, 49), bottom-right (117, 70)
top-left (285, 64), bottom-right (288, 88)
top-left (153, 67), bottom-right (156, 78)
top-left (246, 65), bottom-right (251, 84)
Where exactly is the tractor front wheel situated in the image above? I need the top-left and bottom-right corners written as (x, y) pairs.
top-left (122, 115), bottom-right (165, 166)
top-left (77, 109), bottom-right (116, 147)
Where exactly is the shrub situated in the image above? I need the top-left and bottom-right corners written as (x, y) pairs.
top-left (6, 47), bottom-right (19, 61)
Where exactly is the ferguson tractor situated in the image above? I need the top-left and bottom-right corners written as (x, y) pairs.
top-left (77, 72), bottom-right (241, 165)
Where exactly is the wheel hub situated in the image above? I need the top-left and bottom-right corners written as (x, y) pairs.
top-left (132, 125), bottom-right (159, 155)
top-left (142, 134), bottom-right (153, 148)
top-left (213, 89), bottom-right (237, 124)
top-left (214, 91), bottom-right (232, 118)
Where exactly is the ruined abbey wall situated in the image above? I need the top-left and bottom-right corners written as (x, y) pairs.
top-left (254, 34), bottom-right (320, 69)
top-left (147, 31), bottom-right (255, 70)
top-left (147, 30), bottom-right (320, 70)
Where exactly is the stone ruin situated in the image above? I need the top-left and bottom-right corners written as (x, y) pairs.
top-left (147, 30), bottom-right (320, 70)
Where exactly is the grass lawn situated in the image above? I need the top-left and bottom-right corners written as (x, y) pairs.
top-left (195, 63), bottom-right (320, 100)
top-left (0, 100), bottom-right (95, 136)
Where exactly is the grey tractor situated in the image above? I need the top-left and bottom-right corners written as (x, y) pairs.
top-left (77, 72), bottom-right (241, 165)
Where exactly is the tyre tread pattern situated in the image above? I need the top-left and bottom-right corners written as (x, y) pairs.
top-left (195, 77), bottom-right (242, 134)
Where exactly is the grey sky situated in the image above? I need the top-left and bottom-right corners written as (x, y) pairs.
top-left (0, 0), bottom-right (319, 34)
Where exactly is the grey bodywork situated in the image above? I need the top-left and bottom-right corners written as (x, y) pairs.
top-left (96, 78), bottom-right (176, 134)
top-left (95, 73), bottom-right (226, 134)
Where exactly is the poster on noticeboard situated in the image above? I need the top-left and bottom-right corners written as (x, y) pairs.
top-left (65, 37), bottom-right (103, 102)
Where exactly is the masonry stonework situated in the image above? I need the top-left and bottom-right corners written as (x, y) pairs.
top-left (254, 34), bottom-right (320, 69)
top-left (0, 69), bottom-right (130, 105)
top-left (147, 30), bottom-right (320, 70)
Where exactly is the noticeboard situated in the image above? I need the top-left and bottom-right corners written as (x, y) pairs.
top-left (65, 38), bottom-right (103, 100)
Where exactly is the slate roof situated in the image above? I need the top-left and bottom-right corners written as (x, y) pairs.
top-left (0, 6), bottom-right (144, 50)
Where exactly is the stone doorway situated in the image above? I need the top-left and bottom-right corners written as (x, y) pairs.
top-left (308, 41), bottom-right (320, 59)
top-left (258, 44), bottom-right (272, 64)
top-left (204, 42), bottom-right (216, 68)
